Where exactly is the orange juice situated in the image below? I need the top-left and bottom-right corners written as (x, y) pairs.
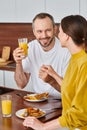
top-left (19, 42), bottom-right (28, 56)
top-left (2, 100), bottom-right (12, 115)
top-left (3, 118), bottom-right (12, 129)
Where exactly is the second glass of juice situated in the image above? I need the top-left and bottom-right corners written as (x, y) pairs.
top-left (1, 95), bottom-right (12, 117)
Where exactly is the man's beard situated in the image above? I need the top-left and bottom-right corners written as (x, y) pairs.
top-left (38, 37), bottom-right (55, 48)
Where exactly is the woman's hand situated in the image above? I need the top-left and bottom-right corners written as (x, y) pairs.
top-left (23, 116), bottom-right (61, 130)
top-left (39, 65), bottom-right (54, 82)
top-left (23, 116), bottom-right (44, 130)
top-left (39, 65), bottom-right (62, 91)
top-left (39, 65), bottom-right (58, 79)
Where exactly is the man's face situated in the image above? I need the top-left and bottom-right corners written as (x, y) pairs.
top-left (33, 17), bottom-right (55, 51)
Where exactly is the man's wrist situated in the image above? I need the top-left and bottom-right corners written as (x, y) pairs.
top-left (16, 63), bottom-right (21, 66)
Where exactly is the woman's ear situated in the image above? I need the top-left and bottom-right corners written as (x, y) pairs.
top-left (65, 33), bottom-right (69, 41)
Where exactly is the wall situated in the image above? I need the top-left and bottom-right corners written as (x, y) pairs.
top-left (0, 0), bottom-right (86, 23)
top-left (80, 0), bottom-right (87, 19)
top-left (0, 0), bottom-right (45, 23)
top-left (45, 0), bottom-right (80, 22)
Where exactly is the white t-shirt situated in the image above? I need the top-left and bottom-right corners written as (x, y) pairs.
top-left (22, 37), bottom-right (70, 98)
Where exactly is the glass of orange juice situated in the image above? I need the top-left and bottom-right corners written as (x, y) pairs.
top-left (1, 95), bottom-right (12, 117)
top-left (2, 118), bottom-right (12, 129)
top-left (18, 38), bottom-right (28, 57)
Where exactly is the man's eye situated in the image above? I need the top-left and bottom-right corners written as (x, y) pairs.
top-left (37, 31), bottom-right (42, 33)
top-left (47, 29), bottom-right (51, 32)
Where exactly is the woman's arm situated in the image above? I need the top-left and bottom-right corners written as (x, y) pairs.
top-left (39, 65), bottom-right (63, 92)
top-left (23, 116), bottom-right (61, 130)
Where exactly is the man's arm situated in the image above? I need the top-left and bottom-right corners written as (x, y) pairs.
top-left (13, 47), bottom-right (30, 89)
top-left (14, 63), bottom-right (30, 89)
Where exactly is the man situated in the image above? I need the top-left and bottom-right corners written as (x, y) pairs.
top-left (13, 13), bottom-right (70, 98)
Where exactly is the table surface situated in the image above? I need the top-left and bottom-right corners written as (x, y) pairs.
top-left (0, 87), bottom-right (62, 130)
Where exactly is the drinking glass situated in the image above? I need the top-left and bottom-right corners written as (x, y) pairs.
top-left (18, 38), bottom-right (28, 57)
top-left (1, 95), bottom-right (12, 117)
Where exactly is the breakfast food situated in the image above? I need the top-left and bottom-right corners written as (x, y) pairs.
top-left (2, 46), bottom-right (10, 61)
top-left (0, 46), bottom-right (11, 63)
top-left (35, 92), bottom-right (49, 100)
top-left (21, 107), bottom-right (45, 118)
top-left (0, 58), bottom-right (6, 63)
top-left (24, 92), bottom-right (49, 100)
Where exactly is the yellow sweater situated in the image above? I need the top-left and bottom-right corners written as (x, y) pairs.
top-left (58, 50), bottom-right (87, 129)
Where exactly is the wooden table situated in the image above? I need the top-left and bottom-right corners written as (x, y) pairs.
top-left (0, 87), bottom-right (62, 130)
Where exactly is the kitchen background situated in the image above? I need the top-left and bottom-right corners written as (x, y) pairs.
top-left (0, 0), bottom-right (87, 91)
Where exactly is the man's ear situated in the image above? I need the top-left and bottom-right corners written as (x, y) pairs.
top-left (54, 24), bottom-right (59, 38)
top-left (33, 29), bottom-right (35, 36)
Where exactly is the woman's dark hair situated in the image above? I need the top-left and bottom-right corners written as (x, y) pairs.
top-left (32, 12), bottom-right (55, 29)
top-left (61, 15), bottom-right (87, 52)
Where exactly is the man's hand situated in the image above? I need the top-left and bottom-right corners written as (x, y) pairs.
top-left (13, 47), bottom-right (24, 64)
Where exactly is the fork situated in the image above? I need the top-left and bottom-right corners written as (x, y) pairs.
top-left (42, 106), bottom-right (61, 111)
top-left (43, 107), bottom-right (59, 115)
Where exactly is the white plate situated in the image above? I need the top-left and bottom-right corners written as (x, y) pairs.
top-left (24, 94), bottom-right (48, 102)
top-left (15, 108), bottom-right (46, 119)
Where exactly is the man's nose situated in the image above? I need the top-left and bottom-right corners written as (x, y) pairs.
top-left (42, 31), bottom-right (47, 37)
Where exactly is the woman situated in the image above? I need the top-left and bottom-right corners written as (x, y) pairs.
top-left (23, 15), bottom-right (87, 130)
